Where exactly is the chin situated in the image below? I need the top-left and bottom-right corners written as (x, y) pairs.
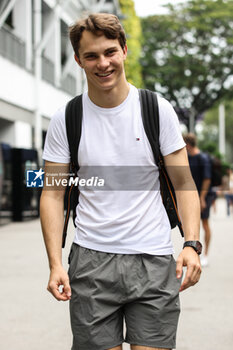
top-left (97, 81), bottom-right (117, 91)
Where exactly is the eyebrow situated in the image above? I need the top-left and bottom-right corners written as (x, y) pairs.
top-left (83, 46), bottom-right (118, 57)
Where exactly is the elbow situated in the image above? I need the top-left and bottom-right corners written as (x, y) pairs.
top-left (173, 176), bottom-right (197, 192)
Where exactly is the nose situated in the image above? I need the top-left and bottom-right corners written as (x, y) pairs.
top-left (97, 55), bottom-right (110, 70)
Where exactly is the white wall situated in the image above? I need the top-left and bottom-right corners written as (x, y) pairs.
top-left (39, 79), bottom-right (74, 117)
top-left (0, 120), bottom-right (32, 148)
top-left (15, 121), bottom-right (32, 148)
top-left (0, 56), bottom-right (74, 118)
top-left (0, 56), bottom-right (35, 110)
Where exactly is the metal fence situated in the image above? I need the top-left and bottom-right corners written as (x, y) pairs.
top-left (61, 74), bottom-right (76, 96)
top-left (41, 55), bottom-right (54, 85)
top-left (0, 27), bottom-right (76, 96)
top-left (0, 27), bottom-right (25, 68)
top-left (41, 55), bottom-right (76, 96)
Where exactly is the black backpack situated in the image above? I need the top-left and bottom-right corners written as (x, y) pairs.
top-left (197, 152), bottom-right (223, 188)
top-left (210, 156), bottom-right (222, 187)
top-left (62, 89), bottom-right (184, 248)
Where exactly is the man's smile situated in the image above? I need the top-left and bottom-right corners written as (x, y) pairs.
top-left (95, 70), bottom-right (114, 78)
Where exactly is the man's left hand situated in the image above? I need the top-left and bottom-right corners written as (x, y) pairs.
top-left (176, 247), bottom-right (202, 292)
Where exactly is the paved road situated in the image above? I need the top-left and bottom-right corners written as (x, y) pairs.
top-left (0, 198), bottom-right (232, 350)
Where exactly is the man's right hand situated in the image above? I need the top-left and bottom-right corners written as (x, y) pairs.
top-left (200, 196), bottom-right (206, 211)
top-left (47, 266), bottom-right (71, 301)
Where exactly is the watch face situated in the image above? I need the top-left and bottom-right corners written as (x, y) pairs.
top-left (195, 241), bottom-right (202, 254)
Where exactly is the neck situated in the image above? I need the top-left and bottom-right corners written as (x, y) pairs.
top-left (87, 80), bottom-right (130, 108)
top-left (189, 147), bottom-right (200, 156)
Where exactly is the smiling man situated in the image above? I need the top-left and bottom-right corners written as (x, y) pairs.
top-left (40, 13), bottom-right (202, 350)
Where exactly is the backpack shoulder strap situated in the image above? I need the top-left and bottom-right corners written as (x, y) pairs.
top-left (65, 94), bottom-right (83, 172)
top-left (62, 94), bottom-right (83, 248)
top-left (138, 89), bottom-right (161, 166)
top-left (139, 88), bottom-right (184, 237)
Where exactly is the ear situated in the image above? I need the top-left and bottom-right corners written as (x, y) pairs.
top-left (74, 54), bottom-right (83, 68)
top-left (123, 44), bottom-right (128, 60)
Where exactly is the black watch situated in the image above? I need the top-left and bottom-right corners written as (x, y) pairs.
top-left (183, 241), bottom-right (202, 255)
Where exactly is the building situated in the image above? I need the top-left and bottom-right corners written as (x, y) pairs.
top-left (0, 0), bottom-right (121, 152)
top-left (0, 0), bottom-right (121, 222)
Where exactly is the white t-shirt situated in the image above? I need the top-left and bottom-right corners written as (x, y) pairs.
top-left (43, 84), bottom-right (185, 254)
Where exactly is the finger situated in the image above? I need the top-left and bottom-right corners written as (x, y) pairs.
top-left (179, 264), bottom-right (195, 292)
top-left (190, 263), bottom-right (202, 285)
top-left (176, 258), bottom-right (183, 279)
top-left (63, 279), bottom-right (72, 299)
top-left (180, 259), bottom-right (202, 291)
top-left (47, 282), bottom-right (70, 301)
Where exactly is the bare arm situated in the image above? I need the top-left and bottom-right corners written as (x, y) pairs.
top-left (200, 178), bottom-right (211, 210)
top-left (164, 147), bottom-right (202, 291)
top-left (40, 161), bottom-right (71, 301)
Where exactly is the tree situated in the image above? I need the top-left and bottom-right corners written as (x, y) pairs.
top-left (119, 0), bottom-right (143, 87)
top-left (140, 0), bottom-right (233, 129)
top-left (199, 99), bottom-right (233, 163)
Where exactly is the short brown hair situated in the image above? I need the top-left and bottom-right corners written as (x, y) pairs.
top-left (183, 133), bottom-right (197, 147)
top-left (69, 13), bottom-right (127, 57)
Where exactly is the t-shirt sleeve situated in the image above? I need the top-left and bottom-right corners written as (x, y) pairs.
top-left (42, 105), bottom-right (70, 163)
top-left (158, 96), bottom-right (186, 156)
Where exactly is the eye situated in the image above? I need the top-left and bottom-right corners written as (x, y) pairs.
top-left (106, 50), bottom-right (116, 56)
top-left (85, 54), bottom-right (97, 60)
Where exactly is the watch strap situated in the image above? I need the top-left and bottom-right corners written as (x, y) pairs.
top-left (183, 240), bottom-right (202, 255)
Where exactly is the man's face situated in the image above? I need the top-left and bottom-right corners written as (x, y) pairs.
top-left (75, 31), bottom-right (127, 92)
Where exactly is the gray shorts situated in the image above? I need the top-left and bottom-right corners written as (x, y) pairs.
top-left (68, 243), bottom-right (181, 350)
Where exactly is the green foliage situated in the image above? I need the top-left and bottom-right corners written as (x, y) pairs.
top-left (119, 0), bottom-right (143, 87)
top-left (140, 0), bottom-right (233, 127)
top-left (199, 99), bottom-right (233, 163)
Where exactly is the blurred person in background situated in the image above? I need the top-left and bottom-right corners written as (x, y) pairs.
top-left (184, 133), bottom-right (214, 267)
top-left (222, 167), bottom-right (233, 216)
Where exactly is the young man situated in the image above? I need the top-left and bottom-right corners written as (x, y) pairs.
top-left (40, 13), bottom-right (202, 350)
top-left (183, 133), bottom-right (213, 267)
